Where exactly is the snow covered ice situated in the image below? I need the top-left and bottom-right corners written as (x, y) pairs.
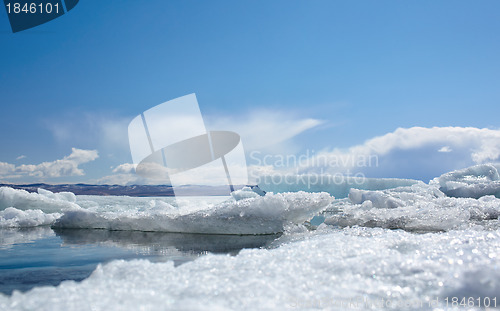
top-left (0, 164), bottom-right (499, 310)
top-left (1, 227), bottom-right (499, 310)
top-left (431, 163), bottom-right (500, 198)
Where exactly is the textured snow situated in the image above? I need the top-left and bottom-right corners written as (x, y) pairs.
top-left (431, 163), bottom-right (500, 198)
top-left (325, 183), bottom-right (500, 231)
top-left (0, 207), bottom-right (61, 228)
top-left (0, 187), bottom-right (78, 213)
top-left (54, 192), bottom-right (333, 234)
top-left (230, 186), bottom-right (261, 200)
top-left (0, 227), bottom-right (498, 310)
top-left (0, 187), bottom-right (332, 233)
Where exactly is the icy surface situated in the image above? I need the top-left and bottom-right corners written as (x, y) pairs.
top-left (0, 187), bottom-right (333, 233)
top-left (0, 207), bottom-right (61, 228)
top-left (231, 186), bottom-right (261, 200)
top-left (0, 187), bottom-right (79, 212)
top-left (54, 192), bottom-right (333, 234)
top-left (431, 163), bottom-right (500, 198)
top-left (0, 227), bottom-right (498, 310)
top-left (325, 183), bottom-right (500, 231)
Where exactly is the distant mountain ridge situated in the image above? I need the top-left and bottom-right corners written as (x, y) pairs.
top-left (0, 184), bottom-right (251, 196)
top-left (0, 183), bottom-right (176, 196)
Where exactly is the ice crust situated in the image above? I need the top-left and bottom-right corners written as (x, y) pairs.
top-left (325, 183), bottom-right (500, 231)
top-left (0, 186), bottom-right (333, 233)
top-left (431, 163), bottom-right (500, 198)
top-left (1, 227), bottom-right (498, 310)
top-left (0, 208), bottom-right (61, 228)
top-left (0, 187), bottom-right (78, 212)
top-left (53, 192), bottom-right (333, 234)
top-left (0, 187), bottom-right (74, 228)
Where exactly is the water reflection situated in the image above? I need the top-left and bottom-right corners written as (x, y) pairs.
top-left (0, 227), bottom-right (280, 295)
top-left (54, 228), bottom-right (281, 255)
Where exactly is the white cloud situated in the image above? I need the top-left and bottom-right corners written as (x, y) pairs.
top-left (112, 163), bottom-right (137, 174)
top-left (294, 126), bottom-right (500, 180)
top-left (0, 163), bottom-right (16, 176)
top-left (359, 127), bottom-right (500, 160)
top-left (16, 155), bottom-right (26, 160)
top-left (438, 146), bottom-right (452, 153)
top-left (0, 148), bottom-right (98, 179)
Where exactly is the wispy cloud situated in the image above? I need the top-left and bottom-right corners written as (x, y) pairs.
top-left (43, 112), bottom-right (131, 155)
top-left (438, 146), bottom-right (452, 153)
top-left (204, 110), bottom-right (324, 151)
top-left (15, 155), bottom-right (26, 160)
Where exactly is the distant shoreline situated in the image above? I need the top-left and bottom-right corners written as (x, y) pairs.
top-left (0, 184), bottom-right (236, 197)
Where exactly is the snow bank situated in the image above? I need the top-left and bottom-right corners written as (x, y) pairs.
top-left (54, 192), bottom-right (333, 234)
top-left (431, 163), bottom-right (500, 198)
top-left (1, 227), bottom-right (498, 310)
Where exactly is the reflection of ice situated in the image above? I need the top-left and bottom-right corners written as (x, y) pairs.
top-left (54, 228), bottom-right (280, 255)
top-left (0, 227), bottom-right (55, 249)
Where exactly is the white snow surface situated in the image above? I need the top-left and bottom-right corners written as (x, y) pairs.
top-left (0, 227), bottom-right (498, 310)
top-left (325, 183), bottom-right (500, 231)
top-left (431, 163), bottom-right (500, 198)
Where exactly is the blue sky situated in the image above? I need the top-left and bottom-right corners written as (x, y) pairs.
top-left (1, 0), bottom-right (500, 184)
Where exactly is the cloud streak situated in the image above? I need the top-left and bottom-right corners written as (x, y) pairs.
top-left (204, 110), bottom-right (324, 151)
